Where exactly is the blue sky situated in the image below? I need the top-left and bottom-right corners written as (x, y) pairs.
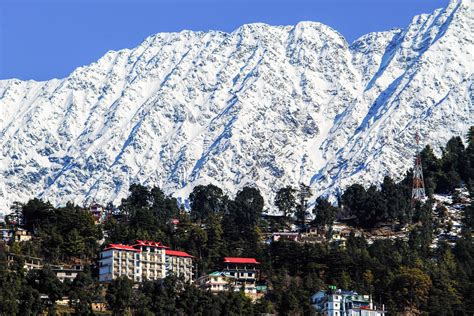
top-left (0, 0), bottom-right (448, 81)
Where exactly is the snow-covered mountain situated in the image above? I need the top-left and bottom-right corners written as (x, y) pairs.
top-left (0, 0), bottom-right (472, 212)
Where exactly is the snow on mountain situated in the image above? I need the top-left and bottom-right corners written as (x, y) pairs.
top-left (0, 0), bottom-right (472, 212)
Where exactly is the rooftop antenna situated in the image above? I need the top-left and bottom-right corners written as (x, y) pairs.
top-left (411, 131), bottom-right (426, 207)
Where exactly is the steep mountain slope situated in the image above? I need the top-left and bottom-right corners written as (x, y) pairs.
top-left (0, 0), bottom-right (472, 212)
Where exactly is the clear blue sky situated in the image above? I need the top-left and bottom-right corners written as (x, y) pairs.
top-left (0, 0), bottom-right (448, 81)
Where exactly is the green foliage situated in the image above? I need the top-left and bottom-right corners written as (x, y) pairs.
top-left (381, 176), bottom-right (411, 224)
top-left (223, 187), bottom-right (264, 255)
top-left (27, 267), bottom-right (65, 307)
top-left (312, 197), bottom-right (339, 228)
top-left (12, 200), bottom-right (102, 262)
top-left (0, 263), bottom-right (22, 314)
top-left (390, 267), bottom-right (432, 313)
top-left (275, 186), bottom-right (298, 220)
top-left (105, 184), bottom-right (181, 245)
top-left (421, 132), bottom-right (474, 194)
top-left (106, 276), bottom-right (134, 315)
top-left (189, 184), bottom-right (226, 222)
top-left (296, 183), bottom-right (312, 228)
top-left (131, 276), bottom-right (254, 315)
top-left (69, 268), bottom-right (99, 315)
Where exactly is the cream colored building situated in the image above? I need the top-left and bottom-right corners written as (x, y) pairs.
top-left (52, 265), bottom-right (84, 283)
top-left (197, 257), bottom-right (265, 300)
top-left (165, 249), bottom-right (194, 282)
top-left (98, 240), bottom-right (193, 283)
top-left (197, 271), bottom-right (234, 293)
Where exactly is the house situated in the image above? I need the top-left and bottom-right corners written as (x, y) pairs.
top-left (272, 232), bottom-right (300, 242)
top-left (198, 257), bottom-right (265, 300)
top-left (6, 253), bottom-right (83, 284)
top-left (0, 228), bottom-right (13, 242)
top-left (0, 228), bottom-right (32, 243)
top-left (168, 218), bottom-right (180, 231)
top-left (52, 265), bottom-right (83, 283)
top-left (7, 253), bottom-right (43, 271)
top-left (98, 240), bottom-right (194, 283)
top-left (56, 297), bottom-right (72, 306)
top-left (15, 228), bottom-right (33, 242)
top-left (91, 300), bottom-right (108, 313)
top-left (89, 203), bottom-right (107, 225)
top-left (196, 271), bottom-right (234, 294)
top-left (311, 286), bottom-right (386, 316)
top-left (329, 223), bottom-right (357, 248)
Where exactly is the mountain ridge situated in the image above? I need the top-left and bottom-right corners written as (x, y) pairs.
top-left (0, 0), bottom-right (472, 212)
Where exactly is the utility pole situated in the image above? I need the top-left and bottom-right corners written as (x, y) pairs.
top-left (411, 132), bottom-right (426, 207)
top-left (298, 183), bottom-right (311, 232)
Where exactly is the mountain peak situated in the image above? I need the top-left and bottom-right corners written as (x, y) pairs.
top-left (0, 1), bottom-right (471, 212)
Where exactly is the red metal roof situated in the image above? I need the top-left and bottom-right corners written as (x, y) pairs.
top-left (223, 257), bottom-right (260, 264)
top-left (132, 240), bottom-right (170, 249)
top-left (104, 244), bottom-right (141, 252)
top-left (165, 249), bottom-right (194, 258)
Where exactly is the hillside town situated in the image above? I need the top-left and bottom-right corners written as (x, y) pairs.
top-left (0, 186), bottom-right (471, 314)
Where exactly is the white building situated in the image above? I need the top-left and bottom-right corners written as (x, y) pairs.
top-left (165, 249), bottom-right (194, 282)
top-left (197, 271), bottom-right (234, 293)
top-left (197, 257), bottom-right (265, 300)
top-left (98, 240), bottom-right (193, 283)
top-left (98, 244), bottom-right (142, 282)
top-left (52, 265), bottom-right (84, 283)
top-left (312, 287), bottom-right (386, 316)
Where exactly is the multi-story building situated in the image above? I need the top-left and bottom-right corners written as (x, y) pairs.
top-left (197, 271), bottom-right (234, 293)
top-left (135, 240), bottom-right (168, 281)
top-left (197, 257), bottom-right (265, 300)
top-left (98, 240), bottom-right (193, 283)
top-left (311, 287), bottom-right (386, 316)
top-left (98, 244), bottom-right (142, 282)
top-left (165, 249), bottom-right (194, 282)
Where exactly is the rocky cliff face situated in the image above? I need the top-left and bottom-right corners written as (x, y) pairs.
top-left (0, 0), bottom-right (472, 212)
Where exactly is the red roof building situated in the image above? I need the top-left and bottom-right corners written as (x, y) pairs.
top-left (165, 250), bottom-right (194, 258)
top-left (132, 240), bottom-right (169, 249)
top-left (103, 244), bottom-right (141, 252)
top-left (222, 257), bottom-right (261, 281)
top-left (165, 250), bottom-right (194, 282)
top-left (223, 257), bottom-right (260, 264)
top-left (99, 240), bottom-right (194, 283)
